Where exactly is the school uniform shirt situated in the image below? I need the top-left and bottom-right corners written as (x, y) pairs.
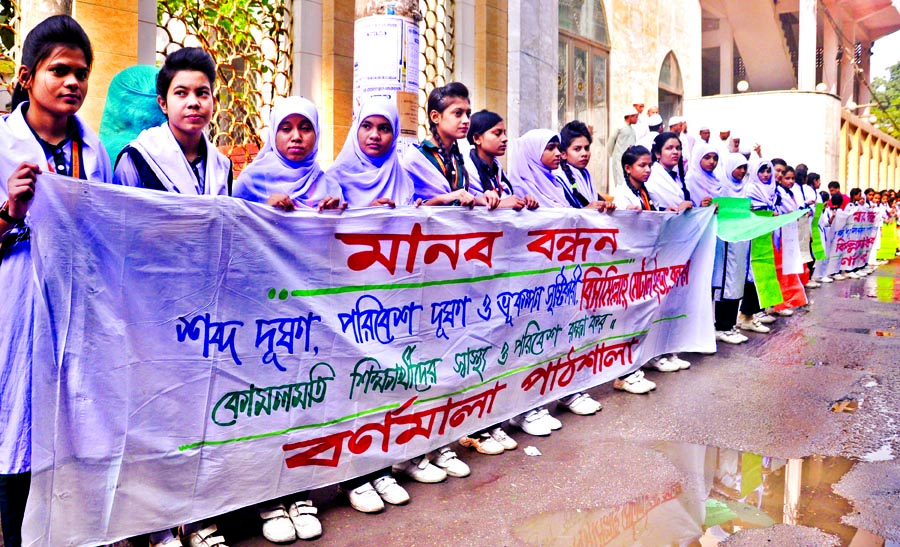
top-left (463, 149), bottom-right (515, 197)
top-left (114, 123), bottom-right (232, 196)
top-left (645, 162), bottom-right (690, 210)
top-left (612, 180), bottom-right (656, 211)
top-left (746, 159), bottom-right (777, 211)
top-left (553, 163), bottom-right (598, 208)
top-left (684, 142), bottom-right (722, 207)
top-left (401, 139), bottom-right (467, 203)
top-left (0, 102), bottom-right (113, 474)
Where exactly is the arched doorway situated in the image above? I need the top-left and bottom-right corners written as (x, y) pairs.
top-left (658, 52), bottom-right (684, 125)
top-left (558, 1), bottom-right (611, 192)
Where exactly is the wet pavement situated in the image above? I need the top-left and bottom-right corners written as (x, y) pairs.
top-left (7, 263), bottom-right (900, 547)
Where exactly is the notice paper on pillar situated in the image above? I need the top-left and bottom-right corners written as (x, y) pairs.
top-left (24, 174), bottom-right (717, 547)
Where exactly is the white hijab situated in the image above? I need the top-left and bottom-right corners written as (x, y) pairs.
top-left (127, 123), bottom-right (231, 195)
top-left (684, 141), bottom-right (722, 204)
top-left (234, 96), bottom-right (338, 207)
top-left (509, 129), bottom-right (568, 207)
top-left (746, 159), bottom-right (776, 210)
top-left (721, 152), bottom-right (749, 198)
top-left (326, 99), bottom-right (413, 207)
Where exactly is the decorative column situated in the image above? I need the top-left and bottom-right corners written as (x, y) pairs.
top-left (797, 0), bottom-right (816, 91)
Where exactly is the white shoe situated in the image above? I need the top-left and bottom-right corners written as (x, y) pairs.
top-left (372, 475), bottom-right (410, 505)
top-left (668, 354), bottom-right (692, 369)
top-left (751, 312), bottom-right (777, 324)
top-left (510, 409), bottom-right (552, 436)
top-left (833, 273), bottom-right (846, 280)
top-left (817, 276), bottom-right (834, 283)
top-left (716, 329), bottom-right (745, 344)
top-left (392, 457), bottom-right (447, 483)
top-left (186, 525), bottom-right (227, 547)
top-left (776, 308), bottom-right (794, 316)
top-left (288, 500), bottom-right (322, 540)
top-left (558, 392), bottom-right (602, 415)
top-left (804, 280), bottom-right (821, 289)
top-left (490, 427), bottom-right (518, 450)
top-left (613, 370), bottom-right (656, 394)
top-left (646, 356), bottom-right (680, 372)
top-left (738, 318), bottom-right (770, 333)
top-left (535, 407), bottom-right (563, 430)
top-left (459, 432), bottom-right (505, 455)
top-left (259, 503), bottom-right (297, 543)
top-left (340, 482), bottom-right (384, 513)
top-left (847, 271), bottom-right (860, 279)
top-left (433, 446), bottom-right (470, 477)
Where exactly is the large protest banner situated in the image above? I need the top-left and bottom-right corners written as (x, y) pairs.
top-left (23, 174), bottom-right (716, 546)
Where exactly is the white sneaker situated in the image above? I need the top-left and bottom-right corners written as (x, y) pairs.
top-left (340, 482), bottom-right (384, 513)
top-left (833, 273), bottom-right (846, 280)
top-left (668, 354), bottom-right (692, 369)
top-left (817, 276), bottom-right (834, 283)
top-left (716, 329), bottom-right (744, 344)
top-left (372, 475), bottom-right (410, 505)
top-left (490, 427), bottom-right (518, 450)
top-left (646, 356), bottom-right (680, 372)
top-left (738, 318), bottom-right (770, 333)
top-left (558, 392), bottom-right (602, 415)
top-left (613, 370), bottom-right (656, 394)
top-left (392, 457), bottom-right (447, 483)
top-left (510, 409), bottom-right (552, 436)
top-left (776, 308), bottom-right (794, 316)
top-left (751, 312), bottom-right (777, 324)
top-left (804, 280), bottom-right (821, 289)
top-left (288, 500), bottom-right (322, 540)
top-left (459, 432), bottom-right (505, 455)
top-left (847, 272), bottom-right (860, 279)
top-left (433, 446), bottom-right (470, 477)
top-left (535, 407), bottom-right (563, 430)
top-left (259, 503), bottom-right (297, 543)
top-left (186, 524), bottom-right (227, 547)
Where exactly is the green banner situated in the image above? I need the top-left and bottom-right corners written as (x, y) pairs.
top-left (877, 221), bottom-right (898, 261)
top-left (810, 203), bottom-right (826, 261)
top-left (713, 197), bottom-right (807, 243)
top-left (749, 212), bottom-right (784, 308)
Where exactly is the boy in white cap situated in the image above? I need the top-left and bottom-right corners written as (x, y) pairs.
top-left (608, 107), bottom-right (639, 184)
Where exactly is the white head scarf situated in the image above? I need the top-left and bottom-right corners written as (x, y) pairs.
top-left (721, 152), bottom-right (749, 198)
top-left (746, 159), bottom-right (776, 210)
top-left (234, 96), bottom-right (338, 207)
top-left (326, 99), bottom-right (413, 207)
top-left (684, 141), bottom-right (722, 204)
top-left (508, 129), bottom-right (568, 207)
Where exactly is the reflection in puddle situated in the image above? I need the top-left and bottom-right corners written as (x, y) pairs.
top-left (514, 442), bottom-right (890, 546)
top-left (831, 399), bottom-right (860, 413)
top-left (863, 275), bottom-right (900, 303)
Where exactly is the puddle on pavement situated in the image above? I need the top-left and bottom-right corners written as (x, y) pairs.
top-left (863, 276), bottom-right (900, 303)
top-left (514, 442), bottom-right (892, 547)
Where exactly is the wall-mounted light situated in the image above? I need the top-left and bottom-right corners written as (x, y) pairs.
top-left (815, 82), bottom-right (828, 92)
top-left (736, 80), bottom-right (750, 92)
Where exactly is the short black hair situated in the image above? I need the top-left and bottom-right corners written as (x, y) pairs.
top-left (771, 158), bottom-right (787, 168)
top-left (850, 188), bottom-right (862, 198)
top-left (157, 47), bottom-right (216, 98)
top-left (13, 15), bottom-right (93, 109)
top-left (827, 181), bottom-right (841, 190)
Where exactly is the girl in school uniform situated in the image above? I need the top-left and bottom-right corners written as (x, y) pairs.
top-left (642, 132), bottom-right (693, 373)
top-left (554, 120), bottom-right (599, 206)
top-left (610, 145), bottom-right (659, 394)
top-left (462, 109), bottom-right (538, 211)
top-left (0, 16), bottom-right (112, 547)
top-left (737, 160), bottom-right (779, 328)
top-left (401, 81), bottom-right (482, 208)
top-left (113, 47), bottom-right (232, 197)
top-left (232, 95), bottom-right (337, 542)
top-left (233, 95), bottom-right (341, 212)
top-left (323, 98), bottom-right (417, 513)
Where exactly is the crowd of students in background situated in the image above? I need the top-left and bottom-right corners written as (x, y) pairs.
top-left (2, 15), bottom-right (898, 547)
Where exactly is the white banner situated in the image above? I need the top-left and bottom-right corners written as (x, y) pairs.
top-left (823, 208), bottom-right (880, 275)
top-left (24, 174), bottom-right (716, 546)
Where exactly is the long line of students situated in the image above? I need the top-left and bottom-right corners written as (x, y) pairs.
top-left (2, 15), bottom-right (898, 547)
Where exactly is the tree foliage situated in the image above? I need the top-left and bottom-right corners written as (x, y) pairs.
top-left (871, 61), bottom-right (900, 140)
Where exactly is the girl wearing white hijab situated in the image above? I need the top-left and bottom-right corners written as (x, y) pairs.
top-left (234, 96), bottom-right (342, 211)
top-left (684, 142), bottom-right (721, 207)
top-left (736, 160), bottom-right (779, 332)
top-left (325, 98), bottom-right (413, 207)
top-left (508, 129), bottom-right (569, 208)
top-left (712, 154), bottom-right (754, 344)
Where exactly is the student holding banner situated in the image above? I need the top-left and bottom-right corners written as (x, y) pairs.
top-left (0, 16), bottom-right (113, 547)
